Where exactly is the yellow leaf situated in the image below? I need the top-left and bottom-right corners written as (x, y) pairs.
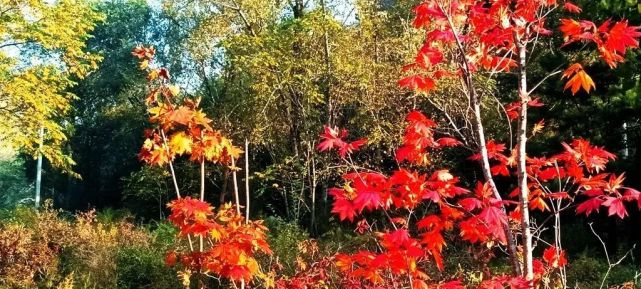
top-left (147, 69), bottom-right (159, 81)
top-left (169, 132), bottom-right (192, 155)
top-left (139, 59), bottom-right (149, 70)
top-left (168, 85), bottom-right (180, 96)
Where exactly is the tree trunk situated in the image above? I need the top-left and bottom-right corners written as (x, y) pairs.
top-left (244, 139), bottom-right (250, 223)
top-left (516, 40), bottom-right (534, 283)
top-left (231, 157), bottom-right (241, 215)
top-left (220, 167), bottom-right (228, 204)
top-left (320, 0), bottom-right (333, 126)
top-left (35, 126), bottom-right (44, 208)
top-left (469, 82), bottom-right (522, 276)
top-left (438, 3), bottom-right (522, 273)
top-left (292, 0), bottom-right (304, 18)
top-left (199, 158), bottom-right (205, 251)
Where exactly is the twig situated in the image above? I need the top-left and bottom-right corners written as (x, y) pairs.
top-left (589, 222), bottom-right (637, 289)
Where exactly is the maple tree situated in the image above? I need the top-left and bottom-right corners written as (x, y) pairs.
top-left (319, 110), bottom-right (641, 288)
top-left (132, 46), bottom-right (271, 288)
top-left (316, 0), bottom-right (641, 288)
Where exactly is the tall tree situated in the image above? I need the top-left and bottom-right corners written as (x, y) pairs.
top-left (60, 0), bottom-right (157, 209)
top-left (0, 0), bottom-right (103, 174)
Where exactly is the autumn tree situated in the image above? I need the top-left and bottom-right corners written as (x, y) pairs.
top-left (0, 0), bottom-right (103, 173)
top-left (132, 46), bottom-right (272, 288)
top-left (123, 1), bottom-right (641, 288)
top-left (316, 0), bottom-right (641, 287)
top-left (64, 0), bottom-right (157, 210)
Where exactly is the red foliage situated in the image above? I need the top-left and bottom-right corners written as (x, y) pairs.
top-left (135, 0), bottom-right (641, 286)
top-left (317, 126), bottom-right (367, 158)
top-left (543, 246), bottom-right (568, 268)
top-left (318, 109), bottom-right (641, 287)
top-left (134, 47), bottom-right (271, 286)
top-left (166, 200), bottom-right (272, 282)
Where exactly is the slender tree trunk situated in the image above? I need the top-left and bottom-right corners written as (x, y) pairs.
top-left (516, 40), bottom-right (534, 283)
top-left (35, 126), bottom-right (44, 208)
top-left (220, 167), bottom-right (228, 204)
top-left (231, 157), bottom-right (241, 215)
top-left (308, 143), bottom-right (317, 234)
top-left (288, 0), bottom-right (305, 156)
top-left (200, 160), bottom-right (205, 201)
top-left (320, 0), bottom-right (333, 125)
top-left (470, 84), bottom-right (521, 275)
top-left (289, 90), bottom-right (302, 156)
top-left (244, 139), bottom-right (250, 223)
top-left (200, 158), bottom-right (205, 251)
top-left (160, 129), bottom-right (181, 199)
top-left (437, 2), bottom-right (521, 273)
top-left (292, 0), bottom-right (304, 18)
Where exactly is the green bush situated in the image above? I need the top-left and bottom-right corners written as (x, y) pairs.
top-left (566, 252), bottom-right (639, 288)
top-left (116, 245), bottom-right (181, 289)
top-left (264, 217), bottom-right (309, 275)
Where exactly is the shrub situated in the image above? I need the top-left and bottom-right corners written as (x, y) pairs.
top-left (566, 252), bottom-right (640, 289)
top-left (0, 223), bottom-right (59, 288)
top-left (116, 246), bottom-right (182, 289)
top-left (0, 203), bottom-right (155, 289)
top-left (263, 217), bottom-right (310, 275)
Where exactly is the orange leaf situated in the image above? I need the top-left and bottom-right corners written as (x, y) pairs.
top-left (562, 63), bottom-right (595, 95)
top-left (169, 106), bottom-right (194, 126)
top-left (532, 119), bottom-right (545, 135)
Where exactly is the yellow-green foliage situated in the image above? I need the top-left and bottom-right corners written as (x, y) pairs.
top-left (162, 0), bottom-right (427, 152)
top-left (0, 0), bottom-right (104, 174)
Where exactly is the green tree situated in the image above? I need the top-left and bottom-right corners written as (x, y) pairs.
top-left (57, 0), bottom-right (157, 209)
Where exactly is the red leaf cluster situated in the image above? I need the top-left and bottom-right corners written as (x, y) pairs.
top-left (166, 200), bottom-right (272, 282)
top-left (560, 18), bottom-right (641, 68)
top-left (317, 126), bottom-right (367, 158)
top-left (402, 0), bottom-right (641, 96)
top-left (396, 111), bottom-right (461, 166)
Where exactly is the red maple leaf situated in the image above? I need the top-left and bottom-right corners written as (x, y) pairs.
top-left (331, 198), bottom-right (357, 222)
top-left (458, 198), bottom-right (483, 211)
top-left (436, 137), bottom-right (462, 147)
top-left (353, 189), bottom-right (382, 212)
top-left (543, 246), bottom-right (568, 268)
top-left (478, 206), bottom-right (508, 243)
top-left (563, 2), bottom-right (582, 14)
top-left (338, 139), bottom-right (368, 158)
top-left (576, 196), bottom-right (604, 216)
top-left (399, 75), bottom-right (436, 93)
top-left (317, 126), bottom-right (347, 152)
top-left (602, 196), bottom-right (628, 219)
top-left (416, 44), bottom-right (444, 68)
top-left (601, 20), bottom-right (641, 55)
